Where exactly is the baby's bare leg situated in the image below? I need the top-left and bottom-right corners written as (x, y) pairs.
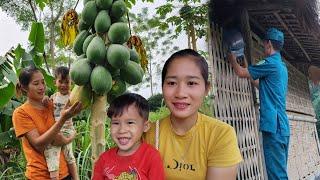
top-left (68, 163), bottom-right (79, 180)
top-left (50, 171), bottom-right (59, 180)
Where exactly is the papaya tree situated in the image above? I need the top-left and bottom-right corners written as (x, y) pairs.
top-left (69, 0), bottom-right (153, 169)
top-left (155, 0), bottom-right (208, 50)
top-left (128, 7), bottom-right (178, 96)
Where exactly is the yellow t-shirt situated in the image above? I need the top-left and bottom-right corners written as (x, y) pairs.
top-left (144, 112), bottom-right (242, 180)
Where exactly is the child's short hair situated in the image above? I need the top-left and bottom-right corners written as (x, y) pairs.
top-left (107, 93), bottom-right (149, 120)
top-left (54, 66), bottom-right (69, 80)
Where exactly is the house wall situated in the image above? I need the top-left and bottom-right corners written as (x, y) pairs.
top-left (209, 22), bottom-right (320, 179)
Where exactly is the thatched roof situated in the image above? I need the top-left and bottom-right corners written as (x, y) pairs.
top-left (210, 0), bottom-right (320, 71)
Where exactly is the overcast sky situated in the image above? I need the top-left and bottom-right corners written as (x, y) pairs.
top-left (0, 11), bottom-right (28, 55)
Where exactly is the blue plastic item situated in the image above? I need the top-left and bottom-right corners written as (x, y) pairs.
top-left (223, 29), bottom-right (245, 58)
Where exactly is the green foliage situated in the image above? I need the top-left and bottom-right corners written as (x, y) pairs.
top-left (0, 129), bottom-right (19, 149)
top-left (40, 67), bottom-right (57, 92)
top-left (29, 22), bottom-right (45, 66)
top-left (199, 94), bottom-right (214, 117)
top-left (29, 22), bottom-right (45, 53)
top-left (0, 83), bottom-right (15, 108)
top-left (0, 99), bottom-right (23, 155)
top-left (125, 0), bottom-right (154, 9)
top-left (35, 0), bottom-right (48, 10)
top-left (0, 99), bottom-right (23, 117)
top-left (147, 93), bottom-right (164, 111)
top-left (73, 112), bottom-right (92, 179)
top-left (155, 0), bottom-right (208, 40)
top-left (0, 56), bottom-right (18, 84)
top-left (311, 84), bottom-right (320, 120)
top-left (0, 154), bottom-right (26, 180)
top-left (149, 106), bottom-right (170, 122)
top-left (0, 54), bottom-right (18, 108)
top-left (310, 83), bottom-right (320, 137)
top-left (1, 0), bottom-right (78, 69)
top-left (0, 0), bottom-right (34, 30)
top-left (129, 8), bottom-right (178, 94)
top-left (14, 45), bottom-right (33, 68)
top-left (0, 99), bottom-right (24, 179)
top-left (0, 21), bottom-right (56, 108)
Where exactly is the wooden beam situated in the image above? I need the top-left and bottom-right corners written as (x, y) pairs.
top-left (245, 3), bottom-right (293, 11)
top-left (240, 9), bottom-right (253, 64)
top-left (273, 12), bottom-right (311, 62)
top-left (214, 2), bottom-right (293, 14)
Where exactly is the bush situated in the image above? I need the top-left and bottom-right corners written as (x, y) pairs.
top-left (147, 94), bottom-right (164, 111)
top-left (149, 106), bottom-right (170, 122)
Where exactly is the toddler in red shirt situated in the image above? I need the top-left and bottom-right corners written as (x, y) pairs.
top-left (93, 93), bottom-right (165, 180)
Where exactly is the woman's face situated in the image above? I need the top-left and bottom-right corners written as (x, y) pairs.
top-left (162, 57), bottom-right (209, 122)
top-left (25, 71), bottom-right (46, 102)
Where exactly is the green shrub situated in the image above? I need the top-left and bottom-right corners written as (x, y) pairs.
top-left (199, 94), bottom-right (214, 117)
top-left (149, 106), bottom-right (170, 122)
top-left (148, 94), bottom-right (164, 111)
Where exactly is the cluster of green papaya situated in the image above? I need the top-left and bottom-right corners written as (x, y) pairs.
top-left (69, 0), bottom-right (143, 107)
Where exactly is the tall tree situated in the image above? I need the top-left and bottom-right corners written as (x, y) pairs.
top-left (129, 8), bottom-right (178, 96)
top-left (155, 0), bottom-right (208, 50)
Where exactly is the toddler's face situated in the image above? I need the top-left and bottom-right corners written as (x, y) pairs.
top-left (55, 75), bottom-right (70, 95)
top-left (110, 104), bottom-right (149, 156)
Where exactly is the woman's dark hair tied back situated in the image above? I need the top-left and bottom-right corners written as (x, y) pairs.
top-left (161, 49), bottom-right (210, 88)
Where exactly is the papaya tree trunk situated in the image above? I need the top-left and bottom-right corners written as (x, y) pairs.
top-left (90, 94), bottom-right (106, 167)
top-left (190, 22), bottom-right (197, 51)
top-left (187, 27), bottom-right (191, 49)
top-left (148, 53), bottom-right (154, 96)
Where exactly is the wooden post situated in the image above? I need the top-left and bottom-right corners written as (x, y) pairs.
top-left (208, 21), bottom-right (217, 117)
top-left (239, 8), bottom-right (267, 180)
top-left (240, 8), bottom-right (253, 65)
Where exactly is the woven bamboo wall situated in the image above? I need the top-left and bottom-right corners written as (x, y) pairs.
top-left (286, 63), bottom-right (315, 116)
top-left (287, 113), bottom-right (320, 180)
top-left (209, 23), bottom-right (265, 180)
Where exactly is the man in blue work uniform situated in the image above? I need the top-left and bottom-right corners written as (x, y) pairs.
top-left (228, 28), bottom-right (289, 180)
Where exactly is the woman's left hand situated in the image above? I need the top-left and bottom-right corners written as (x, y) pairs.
top-left (60, 100), bottom-right (82, 121)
